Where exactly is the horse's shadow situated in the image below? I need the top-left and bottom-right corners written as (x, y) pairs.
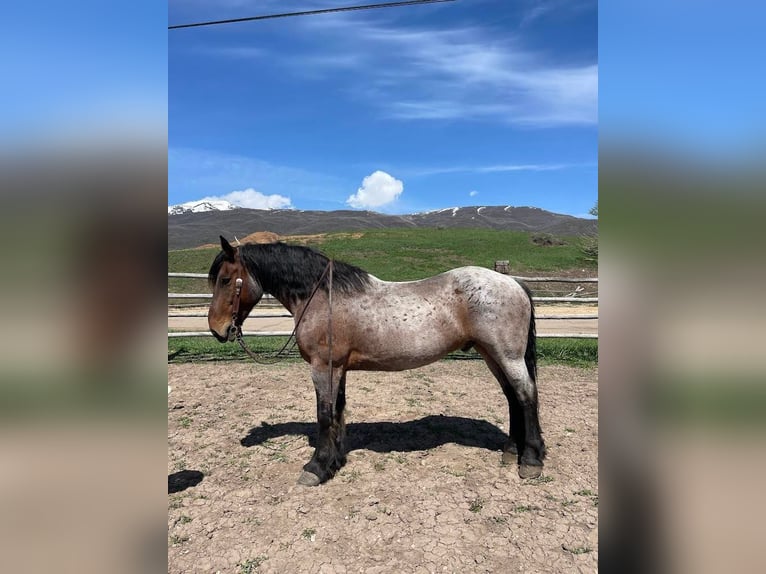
top-left (241, 415), bottom-right (506, 454)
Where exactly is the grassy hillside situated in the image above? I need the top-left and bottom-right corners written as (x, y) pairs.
top-left (169, 228), bottom-right (596, 285)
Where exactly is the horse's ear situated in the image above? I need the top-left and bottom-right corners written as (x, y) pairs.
top-left (220, 235), bottom-right (236, 260)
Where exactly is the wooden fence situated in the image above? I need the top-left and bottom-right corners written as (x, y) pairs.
top-left (168, 271), bottom-right (598, 339)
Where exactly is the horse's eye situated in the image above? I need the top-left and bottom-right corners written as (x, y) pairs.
top-left (220, 277), bottom-right (231, 286)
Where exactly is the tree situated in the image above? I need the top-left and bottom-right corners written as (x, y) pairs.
top-left (580, 200), bottom-right (598, 262)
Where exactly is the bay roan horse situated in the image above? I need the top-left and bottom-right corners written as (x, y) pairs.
top-left (208, 237), bottom-right (546, 486)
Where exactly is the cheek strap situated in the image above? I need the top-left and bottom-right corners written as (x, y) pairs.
top-left (231, 277), bottom-right (243, 327)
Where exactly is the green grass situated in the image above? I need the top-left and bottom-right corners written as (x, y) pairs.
top-left (168, 335), bottom-right (597, 367)
top-left (168, 228), bottom-right (595, 283)
top-left (574, 489), bottom-right (595, 497)
top-left (239, 556), bottom-right (268, 573)
top-left (512, 504), bottom-right (541, 513)
top-left (169, 534), bottom-right (189, 545)
top-left (174, 515), bottom-right (192, 525)
top-left (537, 338), bottom-right (598, 368)
top-left (301, 528), bottom-right (316, 540)
top-left (168, 335), bottom-right (302, 362)
top-left (469, 497), bottom-right (485, 513)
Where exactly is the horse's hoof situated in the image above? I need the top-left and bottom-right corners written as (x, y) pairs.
top-left (297, 471), bottom-right (321, 487)
top-left (519, 464), bottom-right (543, 479)
top-left (501, 451), bottom-right (517, 465)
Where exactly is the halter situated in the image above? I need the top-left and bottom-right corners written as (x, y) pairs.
top-left (229, 259), bottom-right (334, 368)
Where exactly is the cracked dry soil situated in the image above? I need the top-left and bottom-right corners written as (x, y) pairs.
top-left (169, 361), bottom-right (597, 573)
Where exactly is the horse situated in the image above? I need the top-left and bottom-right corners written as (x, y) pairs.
top-left (208, 236), bottom-right (546, 486)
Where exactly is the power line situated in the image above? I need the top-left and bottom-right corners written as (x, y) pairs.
top-left (169, 0), bottom-right (456, 30)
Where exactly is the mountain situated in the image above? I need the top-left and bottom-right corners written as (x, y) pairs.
top-left (168, 205), bottom-right (597, 250)
top-left (167, 199), bottom-right (240, 215)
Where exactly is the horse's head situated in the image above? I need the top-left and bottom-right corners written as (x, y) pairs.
top-left (207, 236), bottom-right (264, 342)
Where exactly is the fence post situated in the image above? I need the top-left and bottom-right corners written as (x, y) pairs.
top-left (494, 260), bottom-right (510, 274)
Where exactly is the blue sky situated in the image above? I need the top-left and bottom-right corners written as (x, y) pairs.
top-left (600, 1), bottom-right (765, 161)
top-left (1, 1), bottom-right (167, 145)
top-left (169, 0), bottom-right (598, 216)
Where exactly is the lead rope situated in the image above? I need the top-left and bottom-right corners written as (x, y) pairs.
top-left (327, 260), bottom-right (334, 410)
top-left (233, 260), bottom-right (334, 365)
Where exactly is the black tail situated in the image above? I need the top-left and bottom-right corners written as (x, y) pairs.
top-left (518, 281), bottom-right (537, 383)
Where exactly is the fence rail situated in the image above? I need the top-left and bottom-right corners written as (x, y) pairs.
top-left (169, 331), bottom-right (293, 338)
top-left (168, 293), bottom-right (278, 301)
top-left (168, 271), bottom-right (598, 339)
top-left (169, 311), bottom-right (595, 320)
top-left (168, 331), bottom-right (598, 339)
top-left (168, 293), bottom-right (598, 304)
top-left (169, 312), bottom-right (292, 318)
top-left (170, 272), bottom-right (598, 283)
top-left (511, 276), bottom-right (597, 283)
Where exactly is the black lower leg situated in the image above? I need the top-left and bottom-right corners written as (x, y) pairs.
top-left (504, 390), bottom-right (525, 457)
top-left (334, 374), bottom-right (347, 467)
top-left (518, 397), bottom-right (546, 467)
top-left (303, 400), bottom-right (344, 482)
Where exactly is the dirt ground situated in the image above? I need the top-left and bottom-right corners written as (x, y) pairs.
top-left (168, 361), bottom-right (598, 573)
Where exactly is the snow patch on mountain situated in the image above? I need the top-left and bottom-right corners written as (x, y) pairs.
top-left (168, 199), bottom-right (239, 215)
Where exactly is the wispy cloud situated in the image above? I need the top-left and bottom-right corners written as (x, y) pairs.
top-left (168, 147), bottom-right (349, 207)
top-left (519, 0), bottom-right (596, 28)
top-left (405, 162), bottom-right (594, 177)
top-left (200, 9), bottom-right (597, 128)
top-left (295, 18), bottom-right (597, 127)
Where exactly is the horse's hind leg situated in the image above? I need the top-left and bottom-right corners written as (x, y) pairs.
top-left (477, 351), bottom-right (522, 456)
top-left (298, 367), bottom-right (347, 486)
top-left (477, 347), bottom-right (546, 479)
top-left (334, 370), bottom-right (348, 467)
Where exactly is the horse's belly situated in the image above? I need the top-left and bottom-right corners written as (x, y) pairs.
top-left (347, 323), bottom-right (464, 371)
top-left (348, 350), bottom-right (455, 371)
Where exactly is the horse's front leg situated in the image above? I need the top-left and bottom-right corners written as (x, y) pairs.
top-left (298, 365), bottom-right (347, 486)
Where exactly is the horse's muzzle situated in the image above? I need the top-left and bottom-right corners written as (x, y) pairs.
top-left (210, 327), bottom-right (230, 343)
top-left (210, 322), bottom-right (239, 343)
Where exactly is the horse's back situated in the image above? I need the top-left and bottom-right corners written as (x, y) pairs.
top-left (369, 266), bottom-right (530, 325)
top-left (339, 267), bottom-right (531, 370)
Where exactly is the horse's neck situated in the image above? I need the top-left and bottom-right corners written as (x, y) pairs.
top-left (281, 292), bottom-right (324, 321)
top-left (260, 277), bottom-right (313, 316)
top-left (272, 292), bottom-right (301, 316)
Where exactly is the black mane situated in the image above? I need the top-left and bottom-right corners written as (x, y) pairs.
top-left (208, 242), bottom-right (371, 303)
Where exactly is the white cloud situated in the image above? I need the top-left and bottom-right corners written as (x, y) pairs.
top-left (469, 190), bottom-right (479, 197)
top-left (346, 171), bottom-right (403, 209)
top-left (201, 187), bottom-right (293, 210)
